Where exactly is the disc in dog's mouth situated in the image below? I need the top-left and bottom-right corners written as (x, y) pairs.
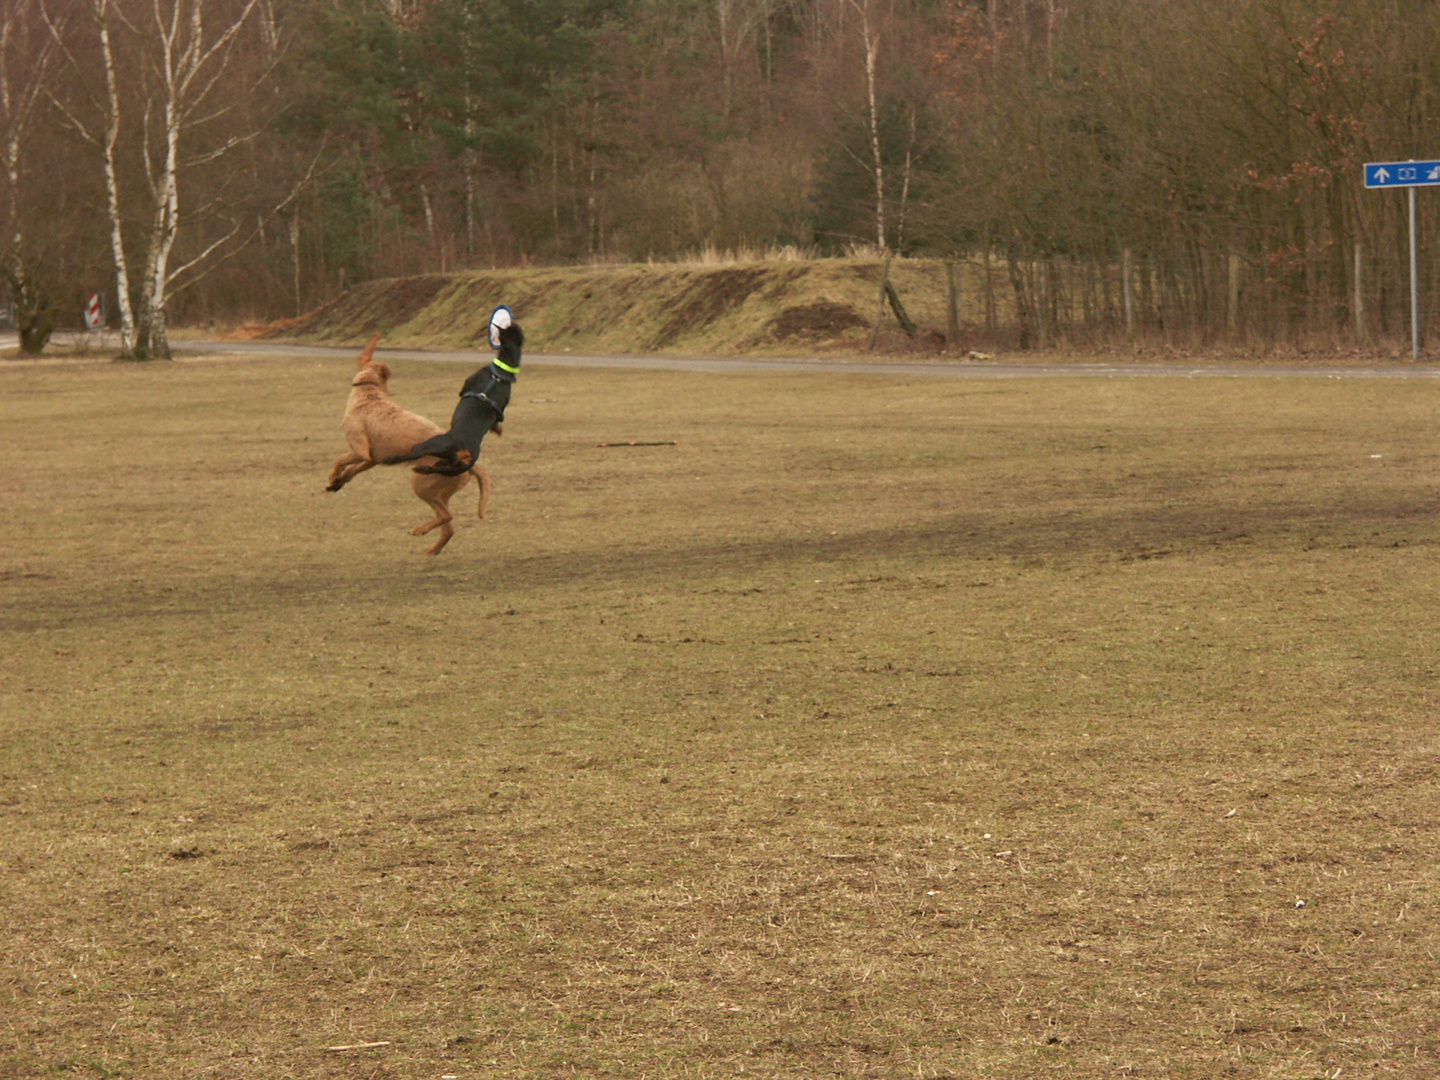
top-left (488, 305), bottom-right (513, 350)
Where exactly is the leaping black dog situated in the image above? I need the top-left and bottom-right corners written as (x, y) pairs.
top-left (382, 319), bottom-right (523, 477)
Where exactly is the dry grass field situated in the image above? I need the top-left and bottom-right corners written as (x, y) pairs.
top-left (2, 350), bottom-right (1438, 1079)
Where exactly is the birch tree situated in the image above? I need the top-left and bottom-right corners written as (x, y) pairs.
top-left (48, 0), bottom-right (264, 359)
top-left (849, 0), bottom-right (885, 250)
top-left (0, 0), bottom-right (59, 352)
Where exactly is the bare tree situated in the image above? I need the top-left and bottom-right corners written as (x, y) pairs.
top-left (713, 0), bottom-right (773, 121)
top-left (848, 0), bottom-right (885, 250)
top-left (47, 0), bottom-right (266, 359)
top-left (0, 0), bottom-right (59, 351)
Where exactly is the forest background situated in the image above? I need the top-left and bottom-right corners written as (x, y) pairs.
top-left (6, 0), bottom-right (1440, 358)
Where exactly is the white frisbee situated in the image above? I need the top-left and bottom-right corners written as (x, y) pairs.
top-left (488, 304), bottom-right (513, 350)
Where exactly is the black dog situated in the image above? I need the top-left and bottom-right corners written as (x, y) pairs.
top-left (382, 321), bottom-right (523, 477)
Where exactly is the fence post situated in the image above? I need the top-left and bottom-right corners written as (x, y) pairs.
top-left (945, 259), bottom-right (960, 344)
top-left (1353, 241), bottom-right (1365, 344)
top-left (1122, 248), bottom-right (1134, 338)
top-left (1411, 184), bottom-right (1419, 360)
top-left (1227, 251), bottom-right (1241, 341)
top-left (984, 246), bottom-right (995, 334)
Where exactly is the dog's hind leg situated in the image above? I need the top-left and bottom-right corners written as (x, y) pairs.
top-left (411, 504), bottom-right (452, 538)
top-left (470, 465), bottom-right (491, 520)
top-left (423, 519), bottom-right (455, 555)
top-left (410, 471), bottom-right (458, 554)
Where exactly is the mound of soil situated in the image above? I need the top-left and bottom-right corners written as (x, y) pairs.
top-left (768, 302), bottom-right (869, 341)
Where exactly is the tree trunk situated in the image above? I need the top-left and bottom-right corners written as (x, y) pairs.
top-left (1354, 241), bottom-right (1365, 344)
top-left (138, 84), bottom-right (183, 362)
top-left (850, 0), bottom-right (885, 251)
top-left (1227, 251), bottom-right (1241, 342)
top-left (945, 259), bottom-right (959, 344)
top-left (1007, 247), bottom-right (1033, 349)
top-left (895, 105), bottom-right (916, 253)
top-left (983, 228), bottom-right (994, 335)
top-left (17, 307), bottom-right (51, 353)
top-left (95, 1), bottom-right (138, 357)
top-left (59, 0), bottom-right (262, 360)
top-left (885, 279), bottom-right (916, 337)
top-left (290, 209), bottom-right (302, 317)
top-left (1, 0), bottom-right (56, 353)
top-left (1122, 248), bottom-right (1134, 338)
top-left (868, 249), bottom-right (892, 349)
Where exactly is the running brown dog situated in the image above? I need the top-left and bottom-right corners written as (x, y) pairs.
top-left (325, 334), bottom-right (493, 555)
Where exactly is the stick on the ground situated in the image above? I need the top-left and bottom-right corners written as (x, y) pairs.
top-left (326, 1041), bottom-right (392, 1052)
top-left (597, 440), bottom-right (678, 447)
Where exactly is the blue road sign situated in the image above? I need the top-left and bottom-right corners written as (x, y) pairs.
top-left (1362, 161), bottom-right (1437, 359)
top-left (1365, 161), bottom-right (1440, 188)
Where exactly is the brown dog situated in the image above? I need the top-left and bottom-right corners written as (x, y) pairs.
top-left (326, 334), bottom-right (493, 554)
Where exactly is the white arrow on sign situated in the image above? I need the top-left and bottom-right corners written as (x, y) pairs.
top-left (1375, 167), bottom-right (1391, 183)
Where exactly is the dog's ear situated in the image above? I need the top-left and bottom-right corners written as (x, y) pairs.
top-left (375, 362), bottom-right (391, 383)
top-left (357, 333), bottom-right (381, 369)
top-left (501, 322), bottom-right (524, 349)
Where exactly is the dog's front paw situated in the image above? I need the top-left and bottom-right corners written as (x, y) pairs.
top-left (326, 480), bottom-right (345, 492)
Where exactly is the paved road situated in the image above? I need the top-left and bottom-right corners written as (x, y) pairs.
top-left (160, 337), bottom-right (1440, 380)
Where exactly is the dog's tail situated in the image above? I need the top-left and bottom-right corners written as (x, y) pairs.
top-left (471, 466), bottom-right (491, 520)
top-left (357, 333), bottom-right (381, 369)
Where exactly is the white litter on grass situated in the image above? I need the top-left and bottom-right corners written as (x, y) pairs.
top-left (1295, 899), bottom-right (1307, 909)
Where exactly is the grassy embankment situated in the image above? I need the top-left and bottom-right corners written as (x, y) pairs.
top-left (237, 257), bottom-right (984, 356)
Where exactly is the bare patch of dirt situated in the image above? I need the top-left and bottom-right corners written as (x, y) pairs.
top-left (767, 301), bottom-right (868, 341)
top-left (652, 268), bottom-right (768, 348)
